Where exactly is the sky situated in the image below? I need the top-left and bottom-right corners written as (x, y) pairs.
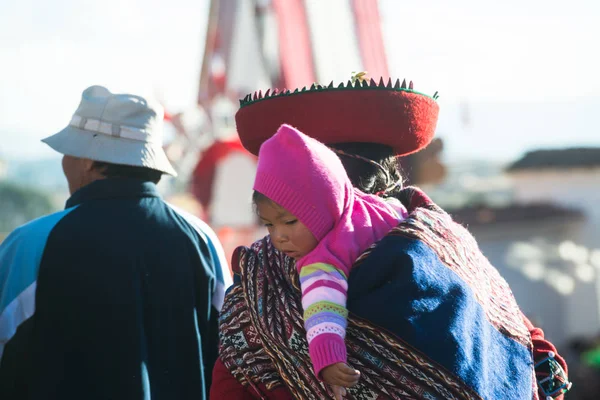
top-left (0, 0), bottom-right (599, 163)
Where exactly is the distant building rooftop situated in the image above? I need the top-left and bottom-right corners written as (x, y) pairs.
top-left (507, 147), bottom-right (600, 172)
top-left (450, 202), bottom-right (584, 227)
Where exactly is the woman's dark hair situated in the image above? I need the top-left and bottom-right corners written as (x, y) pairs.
top-left (329, 142), bottom-right (404, 198)
top-left (91, 161), bottom-right (163, 184)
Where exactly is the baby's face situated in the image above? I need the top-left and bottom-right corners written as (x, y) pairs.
top-left (257, 199), bottom-right (318, 260)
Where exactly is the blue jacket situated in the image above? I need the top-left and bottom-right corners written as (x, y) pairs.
top-left (0, 178), bottom-right (231, 400)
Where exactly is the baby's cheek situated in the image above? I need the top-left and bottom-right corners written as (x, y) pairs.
top-left (302, 236), bottom-right (319, 254)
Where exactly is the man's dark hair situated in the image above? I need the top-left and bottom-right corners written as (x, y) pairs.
top-left (92, 161), bottom-right (163, 184)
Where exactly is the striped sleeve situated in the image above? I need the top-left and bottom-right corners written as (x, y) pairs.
top-left (299, 263), bottom-right (348, 377)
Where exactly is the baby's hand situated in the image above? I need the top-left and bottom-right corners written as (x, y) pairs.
top-left (330, 385), bottom-right (346, 400)
top-left (322, 363), bottom-right (360, 399)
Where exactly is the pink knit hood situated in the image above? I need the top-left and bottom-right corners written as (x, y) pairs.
top-left (253, 124), bottom-right (404, 275)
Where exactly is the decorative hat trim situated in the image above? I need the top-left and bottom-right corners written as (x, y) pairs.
top-left (239, 77), bottom-right (439, 108)
top-left (235, 74), bottom-right (440, 157)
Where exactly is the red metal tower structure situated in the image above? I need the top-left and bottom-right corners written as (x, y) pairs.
top-left (167, 0), bottom-right (416, 260)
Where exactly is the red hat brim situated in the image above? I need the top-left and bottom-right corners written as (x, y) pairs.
top-left (235, 82), bottom-right (439, 156)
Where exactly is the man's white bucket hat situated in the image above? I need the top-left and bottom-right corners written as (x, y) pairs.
top-left (42, 85), bottom-right (177, 176)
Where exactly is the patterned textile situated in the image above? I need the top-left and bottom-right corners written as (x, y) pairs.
top-left (218, 187), bottom-right (540, 399)
top-left (535, 353), bottom-right (571, 398)
top-left (390, 188), bottom-right (532, 346)
top-left (219, 236), bottom-right (480, 400)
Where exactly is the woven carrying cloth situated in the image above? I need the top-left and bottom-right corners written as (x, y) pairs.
top-left (218, 187), bottom-right (538, 400)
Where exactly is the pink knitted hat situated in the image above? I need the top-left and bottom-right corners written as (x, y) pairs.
top-left (253, 124), bottom-right (350, 241)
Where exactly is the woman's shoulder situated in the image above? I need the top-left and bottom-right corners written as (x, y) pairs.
top-left (390, 186), bottom-right (446, 215)
top-left (230, 235), bottom-right (271, 274)
top-left (369, 187), bottom-right (482, 276)
top-left (230, 234), bottom-right (297, 281)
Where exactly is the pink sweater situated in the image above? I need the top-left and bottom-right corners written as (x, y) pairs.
top-left (254, 124), bottom-right (405, 377)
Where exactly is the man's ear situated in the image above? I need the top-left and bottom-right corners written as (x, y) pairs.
top-left (82, 158), bottom-right (96, 172)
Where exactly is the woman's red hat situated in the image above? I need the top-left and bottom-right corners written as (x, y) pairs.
top-left (235, 77), bottom-right (439, 156)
